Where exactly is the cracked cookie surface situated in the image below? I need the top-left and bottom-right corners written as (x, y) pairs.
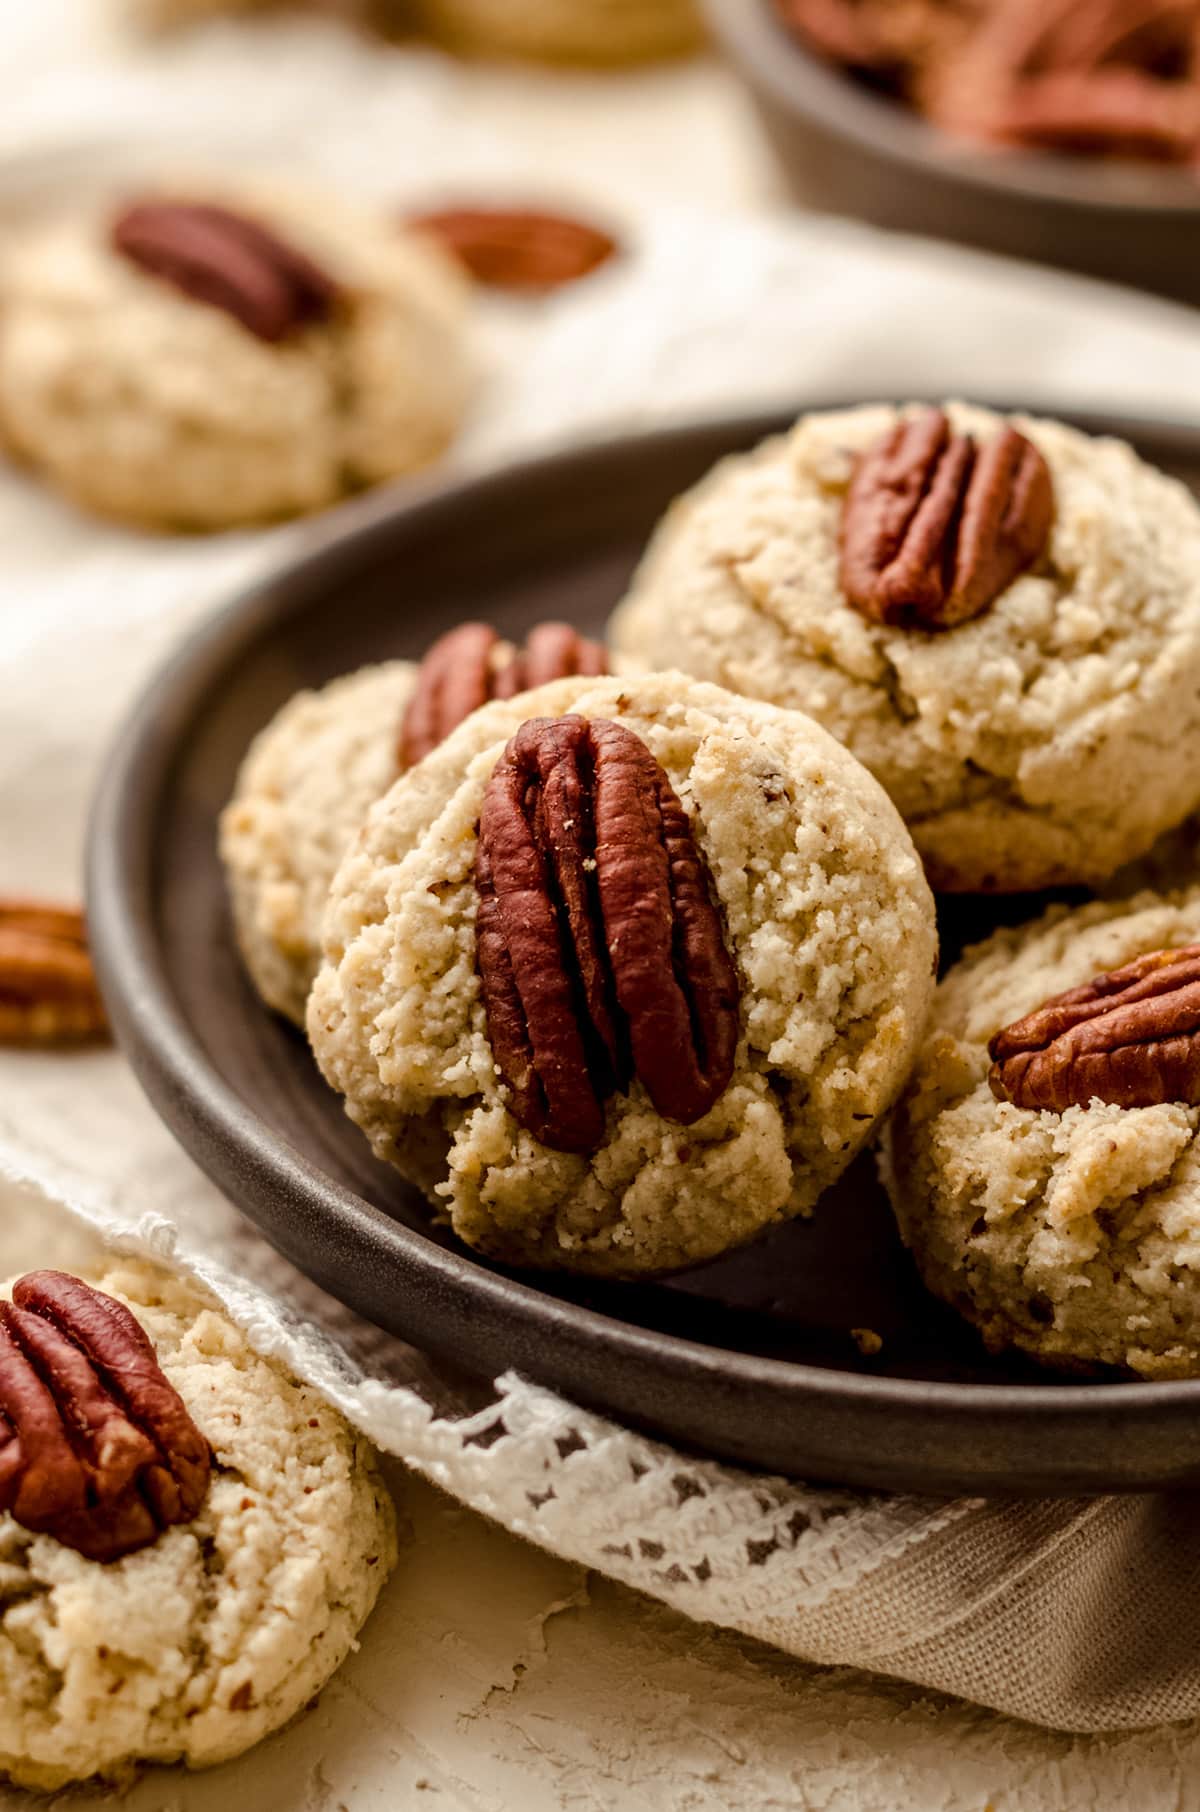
top-left (220, 660), bottom-right (418, 1024)
top-left (611, 402), bottom-right (1200, 892)
top-left (0, 1260), bottom-right (396, 1790)
top-left (881, 889), bottom-right (1200, 1375)
top-left (308, 671), bottom-right (936, 1276)
top-left (0, 184), bottom-right (472, 529)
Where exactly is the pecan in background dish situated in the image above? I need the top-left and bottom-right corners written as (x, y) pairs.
top-left (475, 714), bottom-right (740, 1152)
top-left (839, 407), bottom-right (1053, 628)
top-left (404, 206), bottom-right (619, 291)
top-left (398, 621), bottom-right (608, 767)
top-left (0, 900), bottom-right (109, 1046)
top-left (0, 1272), bottom-right (212, 1560)
top-left (778, 0), bottom-right (1200, 169)
top-left (989, 942), bottom-right (1200, 1110)
top-left (112, 200), bottom-right (340, 341)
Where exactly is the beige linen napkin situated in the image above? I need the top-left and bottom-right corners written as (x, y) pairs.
top-left (6, 209), bottom-right (1200, 1734)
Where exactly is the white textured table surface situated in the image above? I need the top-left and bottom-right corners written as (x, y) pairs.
top-left (4, 5), bottom-right (1200, 1805)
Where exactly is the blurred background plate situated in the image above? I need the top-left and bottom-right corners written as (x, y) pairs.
top-left (703, 0), bottom-right (1200, 307)
top-left (88, 402), bottom-right (1200, 1496)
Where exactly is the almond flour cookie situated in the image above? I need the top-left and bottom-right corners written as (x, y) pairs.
top-left (611, 402), bottom-right (1200, 893)
top-left (220, 624), bottom-right (608, 1024)
top-left (308, 671), bottom-right (936, 1276)
top-left (410, 0), bottom-right (701, 63)
top-left (0, 1260), bottom-right (396, 1790)
top-left (221, 662), bottom-right (419, 1025)
top-left (881, 888), bottom-right (1200, 1376)
top-left (0, 186), bottom-right (472, 530)
top-left (131, 0), bottom-right (275, 25)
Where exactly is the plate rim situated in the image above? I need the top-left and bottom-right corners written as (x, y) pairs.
top-left (85, 401), bottom-right (1200, 1485)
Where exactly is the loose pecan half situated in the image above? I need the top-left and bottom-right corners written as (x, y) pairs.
top-left (475, 715), bottom-right (740, 1153)
top-left (405, 206), bottom-right (618, 291)
top-left (398, 621), bottom-right (608, 768)
top-left (0, 900), bottom-right (108, 1046)
top-left (0, 1272), bottom-right (212, 1561)
top-left (839, 407), bottom-right (1054, 629)
top-left (989, 943), bottom-right (1200, 1112)
top-left (112, 200), bottom-right (339, 343)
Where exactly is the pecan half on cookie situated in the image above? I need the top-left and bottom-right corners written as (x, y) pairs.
top-left (475, 715), bottom-right (740, 1153)
top-left (0, 1272), bottom-right (211, 1560)
top-left (399, 622), bottom-right (608, 767)
top-left (840, 407), bottom-right (1054, 628)
top-left (112, 200), bottom-right (339, 342)
top-left (989, 942), bottom-right (1200, 1111)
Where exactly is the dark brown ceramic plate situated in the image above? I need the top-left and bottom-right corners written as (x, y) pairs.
top-left (88, 404), bottom-right (1200, 1495)
top-left (704, 0), bottom-right (1200, 308)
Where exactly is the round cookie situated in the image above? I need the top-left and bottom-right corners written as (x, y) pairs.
top-left (611, 402), bottom-right (1200, 893)
top-left (410, 0), bottom-right (701, 63)
top-left (130, 0), bottom-right (274, 25)
top-left (220, 661), bottom-right (417, 1025)
top-left (308, 670), bottom-right (937, 1276)
top-left (881, 888), bottom-right (1200, 1377)
top-left (0, 184), bottom-right (473, 530)
top-left (0, 1260), bottom-right (396, 1790)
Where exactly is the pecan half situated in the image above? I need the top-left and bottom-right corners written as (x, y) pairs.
top-left (989, 943), bottom-right (1200, 1112)
top-left (0, 1272), bottom-right (212, 1561)
top-left (112, 201), bottom-right (339, 343)
top-left (989, 66), bottom-right (1200, 158)
top-left (405, 206), bottom-right (618, 291)
top-left (398, 621), bottom-right (608, 768)
top-left (0, 900), bottom-right (108, 1046)
top-left (475, 715), bottom-right (740, 1153)
top-left (774, 0), bottom-right (987, 93)
top-left (839, 408), bottom-right (1054, 629)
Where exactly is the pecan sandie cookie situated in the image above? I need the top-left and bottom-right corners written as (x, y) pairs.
top-left (882, 886), bottom-right (1200, 1376)
top-left (0, 1261), bottom-right (395, 1790)
top-left (308, 671), bottom-right (936, 1276)
top-left (611, 401), bottom-right (1200, 893)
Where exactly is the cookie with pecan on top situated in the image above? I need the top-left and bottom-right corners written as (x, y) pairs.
top-left (0, 183), bottom-right (472, 529)
top-left (611, 401), bottom-right (1200, 893)
top-left (0, 1260), bottom-right (396, 1790)
top-left (308, 670), bottom-right (936, 1276)
top-left (881, 886), bottom-right (1200, 1376)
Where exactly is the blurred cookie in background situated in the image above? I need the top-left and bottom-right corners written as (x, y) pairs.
top-left (0, 183), bottom-right (474, 531)
top-left (125, 0), bottom-right (703, 62)
top-left (406, 0), bottom-right (702, 65)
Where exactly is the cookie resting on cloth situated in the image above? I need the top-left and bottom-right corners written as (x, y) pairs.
top-left (881, 887), bottom-right (1200, 1376)
top-left (0, 184), bottom-right (472, 529)
top-left (307, 671), bottom-right (937, 1276)
top-left (611, 401), bottom-right (1200, 893)
top-left (0, 1261), bottom-right (396, 1791)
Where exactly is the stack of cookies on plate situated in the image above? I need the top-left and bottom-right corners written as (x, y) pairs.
top-left (221, 395), bottom-right (1200, 1380)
